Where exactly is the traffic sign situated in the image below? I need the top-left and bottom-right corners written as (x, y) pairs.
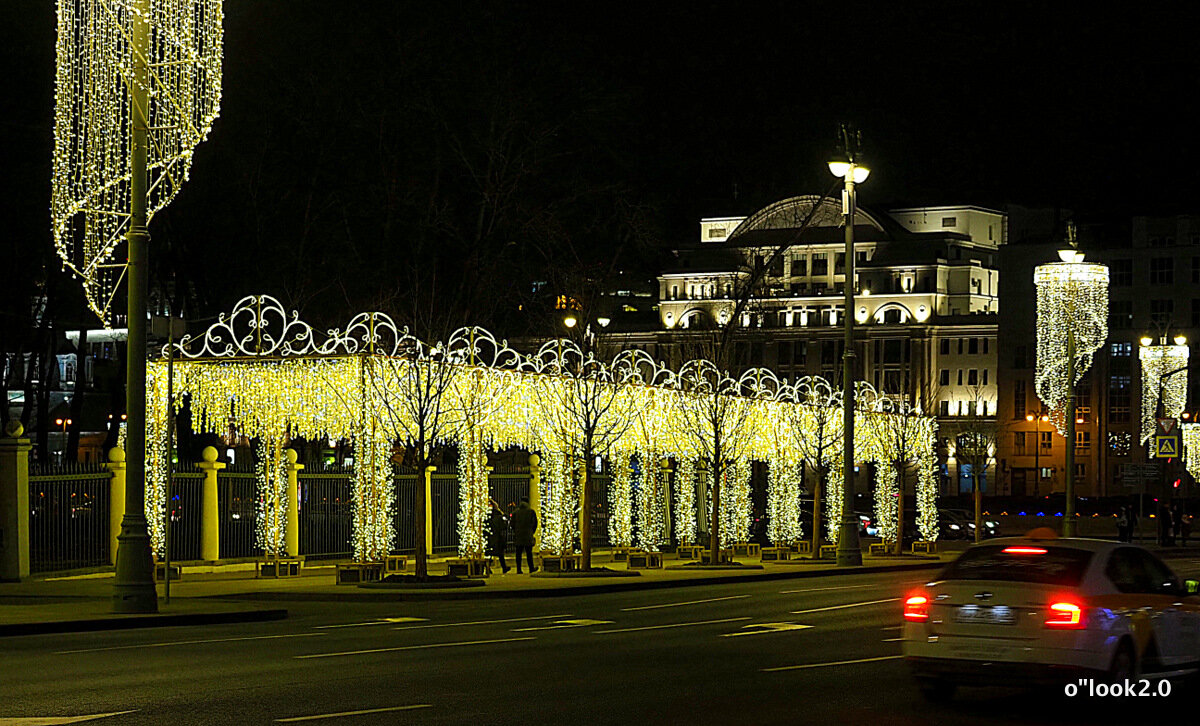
top-left (1157, 417), bottom-right (1178, 435)
top-left (1154, 435), bottom-right (1179, 458)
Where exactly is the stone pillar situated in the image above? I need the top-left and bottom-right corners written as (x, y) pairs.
top-left (197, 446), bottom-right (225, 562)
top-left (424, 465), bottom-right (436, 557)
top-left (284, 449), bottom-right (304, 558)
top-left (106, 447), bottom-right (127, 566)
top-left (528, 454), bottom-right (541, 549)
top-left (660, 458), bottom-right (673, 545)
top-left (0, 422), bottom-right (31, 581)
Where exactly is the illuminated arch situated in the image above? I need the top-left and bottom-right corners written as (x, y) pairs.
top-left (727, 194), bottom-right (886, 240)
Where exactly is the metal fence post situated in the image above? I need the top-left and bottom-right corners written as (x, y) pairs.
top-left (528, 454), bottom-right (541, 550)
top-left (285, 449), bottom-right (304, 557)
top-left (424, 465), bottom-right (436, 557)
top-left (198, 446), bottom-right (225, 562)
top-left (106, 447), bottom-right (126, 566)
top-left (0, 422), bottom-right (31, 581)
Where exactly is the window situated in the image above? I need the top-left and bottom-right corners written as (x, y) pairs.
top-left (811, 253), bottom-right (828, 276)
top-left (983, 338), bottom-right (989, 354)
top-left (708, 227), bottom-right (725, 239)
top-left (939, 400), bottom-right (950, 417)
top-left (942, 217), bottom-right (957, 228)
top-left (939, 369), bottom-right (950, 386)
top-left (983, 369), bottom-right (989, 385)
top-left (1075, 463), bottom-right (1086, 481)
top-left (1111, 341), bottom-right (1133, 357)
top-left (1109, 375), bottom-right (1131, 423)
top-left (957, 338), bottom-right (964, 355)
top-left (1041, 431), bottom-right (1053, 452)
top-left (835, 253), bottom-right (846, 275)
top-left (1151, 299), bottom-right (1174, 326)
top-left (1111, 258), bottom-right (1133, 286)
top-left (957, 370), bottom-right (963, 385)
top-left (968, 369), bottom-right (979, 385)
top-left (1076, 431), bottom-right (1091, 453)
top-left (1013, 380), bottom-right (1026, 419)
top-left (791, 255), bottom-right (807, 277)
top-left (1014, 345), bottom-right (1027, 369)
top-left (968, 338), bottom-right (979, 354)
top-left (940, 339), bottom-right (950, 355)
top-left (1109, 300), bottom-right (1133, 330)
top-left (777, 342), bottom-right (792, 366)
top-left (1150, 257), bottom-right (1174, 284)
top-left (1014, 432), bottom-right (1027, 455)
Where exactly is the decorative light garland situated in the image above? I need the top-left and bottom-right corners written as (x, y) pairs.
top-left (1139, 342), bottom-right (1189, 443)
top-left (674, 458), bottom-right (696, 546)
top-left (1183, 423), bottom-right (1200, 480)
top-left (608, 453), bottom-right (633, 547)
top-left (53, 0), bottom-right (224, 321)
top-left (1034, 256), bottom-right (1109, 435)
top-left (766, 460), bottom-right (804, 544)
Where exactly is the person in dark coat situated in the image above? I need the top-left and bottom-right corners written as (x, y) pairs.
top-left (512, 496), bottom-right (539, 574)
top-left (487, 500), bottom-right (510, 574)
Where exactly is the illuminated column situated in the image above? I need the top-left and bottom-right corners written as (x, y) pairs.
top-left (528, 454), bottom-right (541, 550)
top-left (197, 446), bottom-right (224, 562)
top-left (284, 449), bottom-right (304, 558)
top-left (424, 465), bottom-right (436, 557)
top-left (106, 447), bottom-right (126, 566)
top-left (1034, 245), bottom-right (1108, 537)
top-left (1139, 336), bottom-right (1189, 444)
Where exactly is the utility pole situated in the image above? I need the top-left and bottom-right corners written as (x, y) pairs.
top-left (112, 0), bottom-right (158, 613)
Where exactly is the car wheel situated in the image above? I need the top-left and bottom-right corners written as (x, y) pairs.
top-left (1108, 642), bottom-right (1137, 683)
top-left (918, 678), bottom-right (957, 702)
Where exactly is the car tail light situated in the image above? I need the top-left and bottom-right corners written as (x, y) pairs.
top-left (1002, 546), bottom-right (1047, 555)
top-left (904, 593), bottom-right (930, 622)
top-left (1045, 600), bottom-right (1084, 629)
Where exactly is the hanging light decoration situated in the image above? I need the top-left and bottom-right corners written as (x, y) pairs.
top-left (1183, 422), bottom-right (1200, 480)
top-left (1139, 338), bottom-right (1189, 443)
top-left (1034, 251), bottom-right (1109, 435)
top-left (53, 0), bottom-right (224, 321)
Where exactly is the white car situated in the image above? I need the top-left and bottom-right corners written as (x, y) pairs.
top-left (902, 532), bottom-right (1200, 699)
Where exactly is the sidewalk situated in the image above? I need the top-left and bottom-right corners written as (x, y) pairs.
top-left (0, 549), bottom-right (949, 635)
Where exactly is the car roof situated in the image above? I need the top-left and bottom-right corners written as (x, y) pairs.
top-left (973, 536), bottom-right (1123, 554)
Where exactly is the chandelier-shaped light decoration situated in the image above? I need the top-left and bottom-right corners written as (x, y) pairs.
top-left (1034, 252), bottom-right (1109, 435)
top-left (1139, 341), bottom-right (1189, 444)
top-left (53, 0), bottom-right (224, 321)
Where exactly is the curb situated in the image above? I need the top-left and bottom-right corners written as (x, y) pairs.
top-left (216, 561), bottom-right (947, 602)
top-left (0, 607), bottom-right (288, 638)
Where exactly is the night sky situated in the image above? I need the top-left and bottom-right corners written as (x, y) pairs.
top-left (5, 2), bottom-right (1200, 325)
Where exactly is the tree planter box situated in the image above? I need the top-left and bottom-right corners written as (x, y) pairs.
top-left (627, 551), bottom-right (662, 569)
top-left (446, 557), bottom-right (490, 578)
top-left (257, 558), bottom-right (302, 578)
top-left (912, 540), bottom-right (938, 554)
top-left (539, 555), bottom-right (581, 573)
top-left (868, 543), bottom-right (892, 556)
top-left (818, 545), bottom-right (837, 560)
top-left (384, 555), bottom-right (409, 573)
top-left (610, 547), bottom-right (635, 562)
top-left (761, 547), bottom-right (791, 561)
top-left (699, 549), bottom-right (734, 565)
top-left (336, 562), bottom-right (384, 585)
top-left (155, 563), bottom-right (181, 581)
top-left (732, 542), bottom-right (761, 557)
top-left (676, 546), bottom-right (704, 560)
top-left (792, 541), bottom-right (813, 554)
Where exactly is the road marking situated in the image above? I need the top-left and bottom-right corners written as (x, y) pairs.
top-left (880, 626), bottom-right (901, 631)
top-left (511, 619), bottom-right (614, 632)
top-left (595, 617), bottom-right (750, 634)
top-left (720, 622), bottom-right (813, 638)
top-left (763, 655), bottom-right (904, 672)
top-left (779, 584), bottom-right (875, 595)
top-left (315, 617), bottom-right (428, 629)
top-left (881, 637), bottom-right (904, 642)
top-left (790, 598), bottom-right (900, 615)
top-left (56, 632), bottom-right (323, 655)
top-left (0, 713), bottom-right (136, 725)
top-left (296, 636), bottom-right (534, 659)
top-left (275, 705), bottom-right (431, 722)
top-left (394, 614), bottom-right (571, 630)
top-left (621, 595), bottom-right (749, 611)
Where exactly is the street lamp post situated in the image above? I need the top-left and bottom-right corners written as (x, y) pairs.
top-left (1139, 334), bottom-right (1189, 527)
top-left (829, 124), bottom-right (869, 567)
top-left (1026, 412), bottom-right (1048, 495)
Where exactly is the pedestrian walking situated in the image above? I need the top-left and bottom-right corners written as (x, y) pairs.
top-left (487, 500), bottom-right (510, 574)
top-left (512, 496), bottom-right (539, 574)
top-left (1128, 506), bottom-right (1139, 542)
top-left (1182, 513), bottom-right (1192, 547)
top-left (1116, 506), bottom-right (1129, 543)
top-left (1158, 505), bottom-right (1173, 546)
top-left (1171, 504), bottom-right (1183, 546)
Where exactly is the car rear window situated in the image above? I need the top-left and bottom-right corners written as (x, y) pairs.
top-left (941, 545), bottom-right (1094, 586)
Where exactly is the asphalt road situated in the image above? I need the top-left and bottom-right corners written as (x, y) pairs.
top-left (5, 561), bottom-right (1200, 726)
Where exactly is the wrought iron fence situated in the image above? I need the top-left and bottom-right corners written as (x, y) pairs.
top-left (218, 471), bottom-right (259, 559)
top-left (28, 462), bottom-right (111, 573)
top-left (166, 473), bottom-right (203, 561)
top-left (299, 469), bottom-right (353, 559)
top-left (393, 475), bottom-right (459, 554)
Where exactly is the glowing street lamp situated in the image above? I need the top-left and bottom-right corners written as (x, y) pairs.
top-left (829, 123), bottom-right (869, 567)
top-left (1033, 228), bottom-right (1108, 536)
top-left (1026, 412), bottom-right (1050, 494)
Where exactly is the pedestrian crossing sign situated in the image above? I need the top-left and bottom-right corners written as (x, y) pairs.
top-left (1154, 435), bottom-right (1179, 458)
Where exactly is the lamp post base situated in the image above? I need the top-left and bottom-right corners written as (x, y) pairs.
top-left (836, 517), bottom-right (863, 566)
top-left (112, 514), bottom-right (158, 613)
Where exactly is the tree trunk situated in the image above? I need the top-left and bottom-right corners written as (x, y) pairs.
top-left (973, 471), bottom-right (982, 544)
top-left (580, 450), bottom-right (592, 570)
top-left (415, 453), bottom-right (428, 578)
top-left (895, 464), bottom-right (906, 556)
top-left (812, 465), bottom-right (823, 556)
top-left (709, 454), bottom-right (722, 565)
